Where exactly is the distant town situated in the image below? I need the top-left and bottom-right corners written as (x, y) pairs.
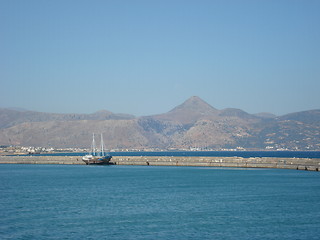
top-left (1, 145), bottom-right (317, 156)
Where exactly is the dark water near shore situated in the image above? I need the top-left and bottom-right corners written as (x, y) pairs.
top-left (43, 151), bottom-right (320, 158)
top-left (1, 165), bottom-right (320, 239)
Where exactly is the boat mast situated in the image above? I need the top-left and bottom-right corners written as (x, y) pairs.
top-left (100, 133), bottom-right (104, 156)
top-left (91, 133), bottom-right (96, 156)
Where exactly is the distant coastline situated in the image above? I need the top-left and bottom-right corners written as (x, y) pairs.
top-left (3, 150), bottom-right (320, 159)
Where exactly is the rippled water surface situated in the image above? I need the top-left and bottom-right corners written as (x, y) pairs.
top-left (0, 164), bottom-right (319, 239)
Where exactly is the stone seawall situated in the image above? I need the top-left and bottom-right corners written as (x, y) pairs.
top-left (0, 155), bottom-right (85, 165)
top-left (0, 155), bottom-right (320, 171)
top-left (113, 156), bottom-right (320, 171)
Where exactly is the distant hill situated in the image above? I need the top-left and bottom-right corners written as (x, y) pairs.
top-left (0, 97), bottom-right (319, 150)
top-left (279, 110), bottom-right (320, 124)
top-left (254, 112), bottom-right (277, 119)
top-left (0, 108), bottom-right (135, 129)
top-left (6, 107), bottom-right (28, 112)
top-left (152, 96), bottom-right (218, 124)
top-left (218, 108), bottom-right (256, 119)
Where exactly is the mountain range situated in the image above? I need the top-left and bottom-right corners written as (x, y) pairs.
top-left (0, 96), bottom-right (319, 150)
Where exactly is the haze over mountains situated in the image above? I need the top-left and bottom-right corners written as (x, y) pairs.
top-left (0, 96), bottom-right (319, 150)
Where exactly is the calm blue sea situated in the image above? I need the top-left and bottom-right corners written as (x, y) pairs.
top-left (1, 164), bottom-right (320, 240)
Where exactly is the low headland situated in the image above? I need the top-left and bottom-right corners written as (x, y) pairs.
top-left (0, 155), bottom-right (319, 171)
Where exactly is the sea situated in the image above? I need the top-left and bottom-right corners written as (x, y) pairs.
top-left (0, 164), bottom-right (320, 239)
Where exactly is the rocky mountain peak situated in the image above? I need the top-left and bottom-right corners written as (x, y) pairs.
top-left (153, 96), bottom-right (218, 124)
top-left (169, 96), bottom-right (217, 114)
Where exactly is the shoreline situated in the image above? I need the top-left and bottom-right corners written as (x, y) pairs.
top-left (0, 155), bottom-right (319, 171)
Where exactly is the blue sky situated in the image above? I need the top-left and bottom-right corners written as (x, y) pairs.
top-left (1, 0), bottom-right (319, 116)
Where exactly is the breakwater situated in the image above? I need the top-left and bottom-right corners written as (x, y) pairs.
top-left (0, 155), bottom-right (84, 165)
top-left (0, 155), bottom-right (320, 171)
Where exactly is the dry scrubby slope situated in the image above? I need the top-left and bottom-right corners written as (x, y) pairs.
top-left (0, 96), bottom-right (319, 150)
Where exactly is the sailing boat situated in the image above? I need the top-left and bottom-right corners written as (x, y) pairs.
top-left (82, 133), bottom-right (112, 165)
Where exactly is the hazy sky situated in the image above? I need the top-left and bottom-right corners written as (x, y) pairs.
top-left (1, 0), bottom-right (319, 116)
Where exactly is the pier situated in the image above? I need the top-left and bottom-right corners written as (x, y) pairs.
top-left (0, 155), bottom-right (319, 171)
